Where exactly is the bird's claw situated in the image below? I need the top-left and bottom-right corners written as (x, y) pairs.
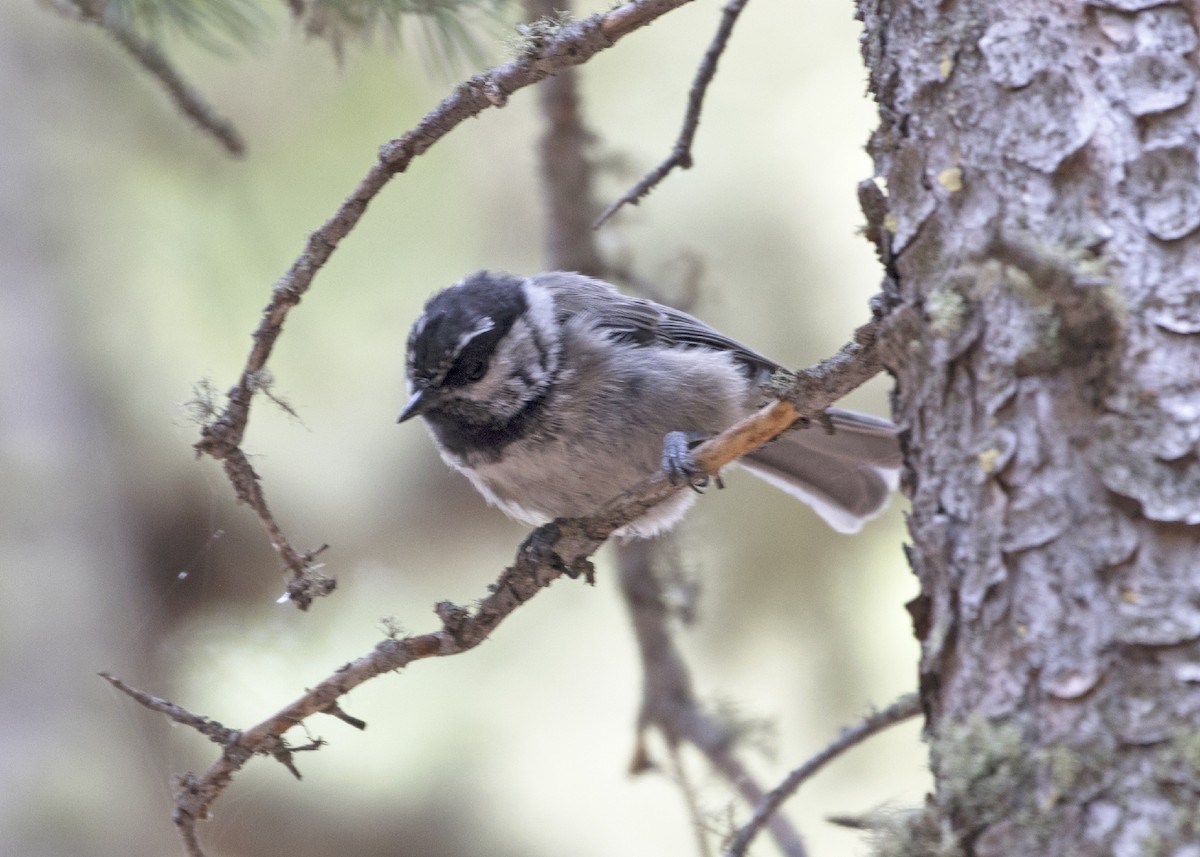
top-left (662, 431), bottom-right (712, 493)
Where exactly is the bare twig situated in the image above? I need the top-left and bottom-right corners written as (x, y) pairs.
top-left (118, 320), bottom-right (885, 856)
top-left (100, 672), bottom-right (237, 745)
top-left (56, 0), bottom-right (246, 156)
top-left (723, 693), bottom-right (922, 857)
top-left (618, 541), bottom-right (808, 857)
top-left (320, 701), bottom-right (368, 730)
top-left (191, 0), bottom-right (701, 610)
top-left (665, 740), bottom-right (716, 857)
top-left (594, 0), bottom-right (751, 228)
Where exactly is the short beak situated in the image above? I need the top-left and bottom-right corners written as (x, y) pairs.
top-left (397, 388), bottom-right (431, 423)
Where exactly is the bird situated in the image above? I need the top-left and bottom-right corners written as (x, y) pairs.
top-left (399, 270), bottom-right (900, 539)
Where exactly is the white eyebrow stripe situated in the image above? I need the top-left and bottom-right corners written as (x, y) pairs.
top-left (454, 316), bottom-right (495, 355)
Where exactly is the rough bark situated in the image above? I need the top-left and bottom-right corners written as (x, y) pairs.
top-left (857, 0), bottom-right (1200, 854)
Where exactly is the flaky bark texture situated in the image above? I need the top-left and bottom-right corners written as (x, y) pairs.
top-left (857, 0), bottom-right (1200, 854)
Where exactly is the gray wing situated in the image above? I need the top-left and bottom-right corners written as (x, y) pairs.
top-left (530, 273), bottom-right (902, 532)
top-left (531, 272), bottom-right (780, 377)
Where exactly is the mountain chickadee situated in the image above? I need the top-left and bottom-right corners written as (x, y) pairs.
top-left (399, 271), bottom-right (900, 539)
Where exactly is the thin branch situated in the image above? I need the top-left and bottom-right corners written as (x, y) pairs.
top-left (192, 0), bottom-right (700, 610)
top-left (723, 693), bottom-right (922, 857)
top-left (56, 0), bottom-right (246, 156)
top-left (594, 0), bottom-right (751, 228)
top-left (665, 739), bottom-right (716, 857)
top-left (100, 672), bottom-right (237, 745)
top-left (177, 808), bottom-right (205, 857)
top-left (617, 541), bottom-right (808, 857)
top-left (119, 319), bottom-right (885, 856)
top-left (320, 701), bottom-right (368, 730)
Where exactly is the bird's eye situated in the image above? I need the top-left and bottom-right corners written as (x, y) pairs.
top-left (462, 358), bottom-right (487, 382)
top-left (444, 326), bottom-right (502, 387)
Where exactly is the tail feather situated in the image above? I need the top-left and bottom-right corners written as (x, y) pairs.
top-left (740, 408), bottom-right (901, 533)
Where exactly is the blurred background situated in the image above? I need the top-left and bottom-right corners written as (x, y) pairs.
top-left (0, 0), bottom-right (925, 855)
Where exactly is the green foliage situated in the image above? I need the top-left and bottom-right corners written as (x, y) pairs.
top-left (96, 0), bottom-right (510, 66)
top-left (304, 0), bottom-right (509, 68)
top-left (101, 0), bottom-right (270, 50)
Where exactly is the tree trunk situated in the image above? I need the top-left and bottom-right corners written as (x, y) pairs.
top-left (857, 0), bottom-right (1200, 853)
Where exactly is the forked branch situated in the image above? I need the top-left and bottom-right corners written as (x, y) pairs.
top-left (594, 0), bottom-right (752, 228)
top-left (111, 316), bottom-right (886, 856)
top-left (191, 0), bottom-right (701, 609)
top-left (723, 692), bottom-right (922, 857)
